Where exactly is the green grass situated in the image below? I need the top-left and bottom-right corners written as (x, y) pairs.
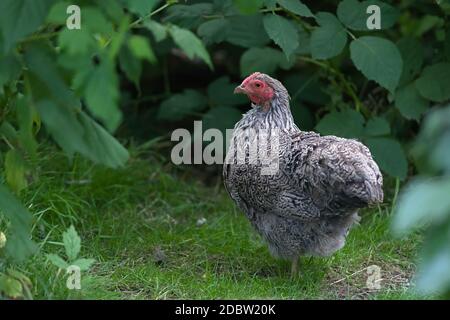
top-left (9, 146), bottom-right (424, 299)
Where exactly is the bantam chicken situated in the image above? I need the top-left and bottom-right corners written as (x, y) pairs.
top-left (223, 72), bottom-right (383, 276)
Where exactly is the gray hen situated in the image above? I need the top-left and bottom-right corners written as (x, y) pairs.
top-left (223, 72), bottom-right (383, 276)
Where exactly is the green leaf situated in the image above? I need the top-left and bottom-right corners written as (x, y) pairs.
top-left (63, 225), bottom-right (81, 262)
top-left (4, 149), bottom-right (27, 194)
top-left (350, 36), bottom-right (403, 94)
top-left (95, 0), bottom-right (124, 24)
top-left (158, 89), bottom-right (208, 121)
top-left (49, 6), bottom-right (112, 35)
top-left (164, 4), bottom-right (213, 29)
top-left (207, 77), bottom-right (247, 107)
top-left (58, 28), bottom-right (95, 56)
top-left (72, 258), bottom-right (95, 271)
top-left (168, 25), bottom-right (213, 69)
top-left (36, 100), bottom-right (129, 168)
top-left (415, 63), bottom-right (450, 103)
top-left (78, 112), bottom-right (130, 168)
top-left (233, 0), bottom-right (264, 15)
top-left (24, 43), bottom-right (80, 109)
top-left (263, 14), bottom-right (299, 59)
top-left (34, 100), bottom-right (83, 158)
top-left (414, 105), bottom-right (450, 173)
top-left (417, 248), bottom-right (450, 296)
top-left (431, 131), bottom-right (450, 174)
top-left (277, 0), bottom-right (313, 17)
top-left (240, 47), bottom-right (293, 77)
top-left (438, 0), bottom-right (450, 12)
top-left (395, 83), bottom-right (428, 121)
top-left (144, 20), bottom-right (168, 42)
top-left (315, 109), bottom-right (365, 138)
top-left (0, 184), bottom-right (36, 261)
top-left (119, 45), bottom-right (142, 88)
top-left (290, 102), bottom-right (315, 131)
top-left (337, 0), bottom-right (399, 31)
top-left (365, 137), bottom-right (407, 179)
top-left (295, 24), bottom-right (311, 55)
top-left (128, 35), bottom-right (156, 63)
top-left (0, 0), bottom-right (54, 52)
top-left (47, 254), bottom-right (69, 269)
top-left (124, 0), bottom-right (160, 17)
top-left (0, 274), bottom-right (23, 299)
top-left (78, 7), bottom-right (114, 35)
top-left (415, 225), bottom-right (450, 295)
top-left (365, 117), bottom-right (390, 136)
top-left (284, 73), bottom-right (329, 105)
top-left (74, 59), bottom-right (122, 132)
top-left (445, 29), bottom-right (450, 61)
top-left (264, 0), bottom-right (277, 10)
top-left (25, 44), bottom-right (128, 168)
top-left (6, 268), bottom-right (32, 286)
top-left (225, 15), bottom-right (270, 48)
top-left (9, 83), bottom-right (36, 156)
top-left (396, 37), bottom-right (424, 86)
top-left (392, 178), bottom-right (450, 234)
top-left (0, 122), bottom-right (19, 147)
top-left (202, 106), bottom-right (243, 135)
top-left (197, 19), bottom-right (230, 44)
top-left (46, 1), bottom-right (70, 24)
top-left (413, 15), bottom-right (443, 38)
top-left (310, 12), bottom-right (347, 60)
top-left (0, 53), bottom-right (21, 88)
top-left (105, 14), bottom-right (129, 62)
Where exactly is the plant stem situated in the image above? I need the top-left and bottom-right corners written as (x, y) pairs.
top-left (259, 7), bottom-right (284, 13)
top-left (298, 56), bottom-right (329, 69)
top-left (21, 31), bottom-right (59, 43)
top-left (129, 2), bottom-right (173, 28)
top-left (202, 14), bottom-right (225, 19)
top-left (2, 136), bottom-right (15, 150)
top-left (203, 6), bottom-right (283, 19)
top-left (346, 29), bottom-right (357, 40)
top-left (163, 56), bottom-right (171, 95)
top-left (298, 56), bottom-right (369, 117)
top-left (390, 177), bottom-right (400, 215)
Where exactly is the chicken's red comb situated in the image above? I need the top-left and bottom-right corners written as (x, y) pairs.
top-left (242, 72), bottom-right (262, 86)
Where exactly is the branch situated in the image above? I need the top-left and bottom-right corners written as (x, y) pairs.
top-left (21, 31), bottom-right (58, 43)
top-left (129, 2), bottom-right (174, 28)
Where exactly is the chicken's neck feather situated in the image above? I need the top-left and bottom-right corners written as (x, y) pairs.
top-left (267, 90), bottom-right (297, 131)
top-left (240, 90), bottom-right (298, 133)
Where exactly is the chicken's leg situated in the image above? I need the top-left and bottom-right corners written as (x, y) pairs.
top-left (290, 257), bottom-right (299, 278)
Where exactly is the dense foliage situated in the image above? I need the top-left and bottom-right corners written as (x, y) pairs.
top-left (393, 104), bottom-right (450, 297)
top-left (0, 0), bottom-right (449, 298)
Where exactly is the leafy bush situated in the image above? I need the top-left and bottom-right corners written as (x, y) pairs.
top-left (392, 104), bottom-right (450, 297)
top-left (148, 0), bottom-right (449, 181)
top-left (0, 0), bottom-right (138, 262)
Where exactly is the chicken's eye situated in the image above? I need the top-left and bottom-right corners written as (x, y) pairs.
top-left (255, 82), bottom-right (262, 88)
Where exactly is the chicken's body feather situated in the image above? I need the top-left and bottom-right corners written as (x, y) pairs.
top-left (223, 73), bottom-right (383, 260)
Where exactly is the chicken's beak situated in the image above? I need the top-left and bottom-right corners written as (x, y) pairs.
top-left (234, 85), bottom-right (246, 94)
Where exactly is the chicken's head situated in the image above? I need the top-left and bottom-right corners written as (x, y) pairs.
top-left (234, 72), bottom-right (275, 106)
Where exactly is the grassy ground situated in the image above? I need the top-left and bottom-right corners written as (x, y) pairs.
top-left (10, 146), bottom-right (424, 299)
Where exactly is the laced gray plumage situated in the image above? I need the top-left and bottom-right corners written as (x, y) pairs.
top-left (223, 73), bottom-right (383, 275)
